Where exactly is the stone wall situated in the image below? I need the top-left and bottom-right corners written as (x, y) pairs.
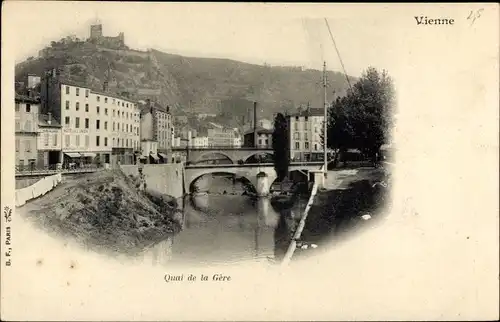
top-left (121, 163), bottom-right (184, 199)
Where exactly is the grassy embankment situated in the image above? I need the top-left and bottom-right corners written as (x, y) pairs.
top-left (21, 170), bottom-right (182, 257)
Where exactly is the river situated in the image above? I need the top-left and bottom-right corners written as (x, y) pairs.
top-left (141, 174), bottom-right (310, 267)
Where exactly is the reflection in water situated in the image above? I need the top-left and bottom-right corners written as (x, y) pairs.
top-left (143, 191), bottom-right (307, 267)
top-left (140, 173), bottom-right (310, 267)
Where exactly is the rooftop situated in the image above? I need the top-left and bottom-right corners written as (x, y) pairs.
top-left (287, 108), bottom-right (324, 117)
top-left (59, 79), bottom-right (138, 104)
top-left (15, 94), bottom-right (40, 104)
top-left (244, 127), bottom-right (274, 135)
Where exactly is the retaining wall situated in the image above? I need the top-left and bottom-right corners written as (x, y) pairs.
top-left (120, 163), bottom-right (184, 199)
top-left (15, 173), bottom-right (63, 208)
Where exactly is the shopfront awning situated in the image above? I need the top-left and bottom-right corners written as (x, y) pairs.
top-left (150, 154), bottom-right (159, 161)
top-left (80, 152), bottom-right (96, 158)
top-left (64, 152), bottom-right (81, 158)
top-left (158, 153), bottom-right (168, 159)
top-left (139, 155), bottom-right (147, 159)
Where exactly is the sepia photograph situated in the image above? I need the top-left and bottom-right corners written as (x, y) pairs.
top-left (1, 2), bottom-right (498, 321)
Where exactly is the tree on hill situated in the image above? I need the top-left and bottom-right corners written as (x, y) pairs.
top-left (325, 66), bottom-right (395, 167)
top-left (272, 113), bottom-right (290, 190)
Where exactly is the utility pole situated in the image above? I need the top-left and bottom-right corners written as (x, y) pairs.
top-left (323, 61), bottom-right (328, 183)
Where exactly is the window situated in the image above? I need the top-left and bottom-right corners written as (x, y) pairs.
top-left (85, 118), bottom-right (89, 129)
top-left (113, 122), bottom-right (115, 131)
top-left (104, 121), bottom-right (108, 130)
top-left (295, 142), bottom-right (300, 149)
top-left (76, 88), bottom-right (80, 96)
top-left (126, 112), bottom-right (128, 119)
top-left (15, 121), bottom-right (20, 131)
top-left (113, 109), bottom-right (115, 117)
top-left (65, 135), bottom-right (70, 147)
top-left (75, 117), bottom-right (80, 128)
top-left (126, 124), bottom-right (129, 132)
top-left (66, 101), bottom-right (70, 110)
top-left (294, 122), bottom-right (298, 130)
top-left (264, 138), bottom-right (268, 145)
top-left (53, 134), bottom-right (57, 146)
top-left (104, 137), bottom-right (108, 146)
top-left (97, 96), bottom-right (100, 102)
top-left (96, 136), bottom-right (100, 146)
top-left (85, 135), bottom-right (89, 147)
top-left (112, 138), bottom-right (115, 146)
top-left (85, 90), bottom-right (89, 98)
top-left (305, 142), bottom-right (309, 149)
top-left (15, 139), bottom-right (20, 151)
top-left (122, 102), bottom-right (124, 107)
top-left (76, 102), bottom-right (80, 111)
top-left (294, 132), bottom-right (300, 140)
top-left (97, 106), bottom-right (100, 114)
top-left (117, 123), bottom-right (120, 131)
top-left (76, 135), bottom-right (80, 147)
top-left (85, 103), bottom-right (89, 112)
top-left (117, 138), bottom-right (120, 146)
top-left (105, 108), bottom-right (108, 115)
top-left (65, 117), bottom-right (70, 125)
top-left (24, 120), bottom-right (31, 131)
top-left (26, 104), bottom-right (31, 113)
top-left (96, 120), bottom-right (100, 130)
top-left (295, 116), bottom-right (299, 121)
top-left (104, 97), bottom-right (108, 103)
top-left (25, 141), bottom-right (31, 152)
top-left (15, 103), bottom-right (20, 112)
top-left (305, 116), bottom-right (308, 121)
top-left (304, 133), bottom-right (309, 141)
top-left (314, 144), bottom-right (318, 151)
top-left (126, 139), bottom-right (128, 147)
top-left (113, 99), bottom-right (115, 104)
top-left (126, 103), bottom-right (128, 108)
top-left (66, 86), bottom-right (70, 94)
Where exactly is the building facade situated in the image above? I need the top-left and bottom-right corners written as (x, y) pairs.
top-left (139, 100), bottom-right (172, 159)
top-left (15, 95), bottom-right (40, 170)
top-left (207, 127), bottom-right (236, 147)
top-left (37, 113), bottom-right (62, 169)
top-left (287, 107), bottom-right (325, 162)
top-left (243, 127), bottom-right (273, 149)
top-left (40, 72), bottom-right (140, 167)
top-left (192, 136), bottom-right (209, 148)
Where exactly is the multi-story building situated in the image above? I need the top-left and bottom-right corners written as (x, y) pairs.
top-left (192, 136), bottom-right (209, 148)
top-left (139, 99), bottom-right (172, 162)
top-left (37, 113), bottom-right (62, 169)
top-left (15, 94), bottom-right (40, 170)
top-left (243, 127), bottom-right (273, 148)
top-left (233, 135), bottom-right (242, 148)
top-left (40, 71), bottom-right (141, 166)
top-left (287, 107), bottom-right (325, 162)
top-left (207, 126), bottom-right (236, 147)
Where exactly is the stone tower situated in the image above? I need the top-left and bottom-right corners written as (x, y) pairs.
top-left (90, 24), bottom-right (103, 39)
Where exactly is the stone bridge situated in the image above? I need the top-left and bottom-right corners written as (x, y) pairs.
top-left (172, 147), bottom-right (274, 164)
top-left (184, 162), bottom-right (324, 197)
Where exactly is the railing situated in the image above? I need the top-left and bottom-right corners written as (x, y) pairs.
top-left (15, 164), bottom-right (104, 176)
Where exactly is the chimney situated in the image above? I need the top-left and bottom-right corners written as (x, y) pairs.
top-left (166, 105), bottom-right (170, 113)
top-left (47, 112), bottom-right (52, 125)
top-left (253, 101), bottom-right (258, 148)
top-left (103, 81), bottom-right (108, 92)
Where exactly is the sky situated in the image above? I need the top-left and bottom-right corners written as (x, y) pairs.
top-left (3, 2), bottom-right (406, 77)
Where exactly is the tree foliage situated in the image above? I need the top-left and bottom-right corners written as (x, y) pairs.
top-left (326, 67), bottom-right (395, 161)
top-left (272, 113), bottom-right (290, 182)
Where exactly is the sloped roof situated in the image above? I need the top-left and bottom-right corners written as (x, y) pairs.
top-left (244, 126), bottom-right (273, 135)
top-left (287, 108), bottom-right (324, 117)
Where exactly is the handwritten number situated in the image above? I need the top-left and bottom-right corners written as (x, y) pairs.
top-left (468, 8), bottom-right (484, 26)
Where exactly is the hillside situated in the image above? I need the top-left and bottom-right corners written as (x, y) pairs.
top-left (15, 40), bottom-right (356, 122)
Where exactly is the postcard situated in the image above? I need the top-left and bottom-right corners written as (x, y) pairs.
top-left (1, 2), bottom-right (498, 321)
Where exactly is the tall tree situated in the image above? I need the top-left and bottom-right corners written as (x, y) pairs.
top-left (272, 113), bottom-right (290, 189)
top-left (325, 67), bottom-right (395, 166)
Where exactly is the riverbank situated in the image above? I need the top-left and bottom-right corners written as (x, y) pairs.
top-left (19, 170), bottom-right (182, 257)
top-left (292, 167), bottom-right (390, 260)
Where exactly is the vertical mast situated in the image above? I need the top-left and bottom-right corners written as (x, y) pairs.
top-left (323, 61), bottom-right (328, 180)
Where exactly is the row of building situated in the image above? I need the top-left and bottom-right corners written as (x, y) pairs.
top-left (15, 71), bottom-right (327, 170)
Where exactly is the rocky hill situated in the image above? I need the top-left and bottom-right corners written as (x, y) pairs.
top-left (15, 40), bottom-right (356, 122)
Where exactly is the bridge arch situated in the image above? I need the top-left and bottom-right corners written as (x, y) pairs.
top-left (242, 151), bottom-right (274, 164)
top-left (187, 170), bottom-right (256, 194)
top-left (194, 151), bottom-right (235, 165)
